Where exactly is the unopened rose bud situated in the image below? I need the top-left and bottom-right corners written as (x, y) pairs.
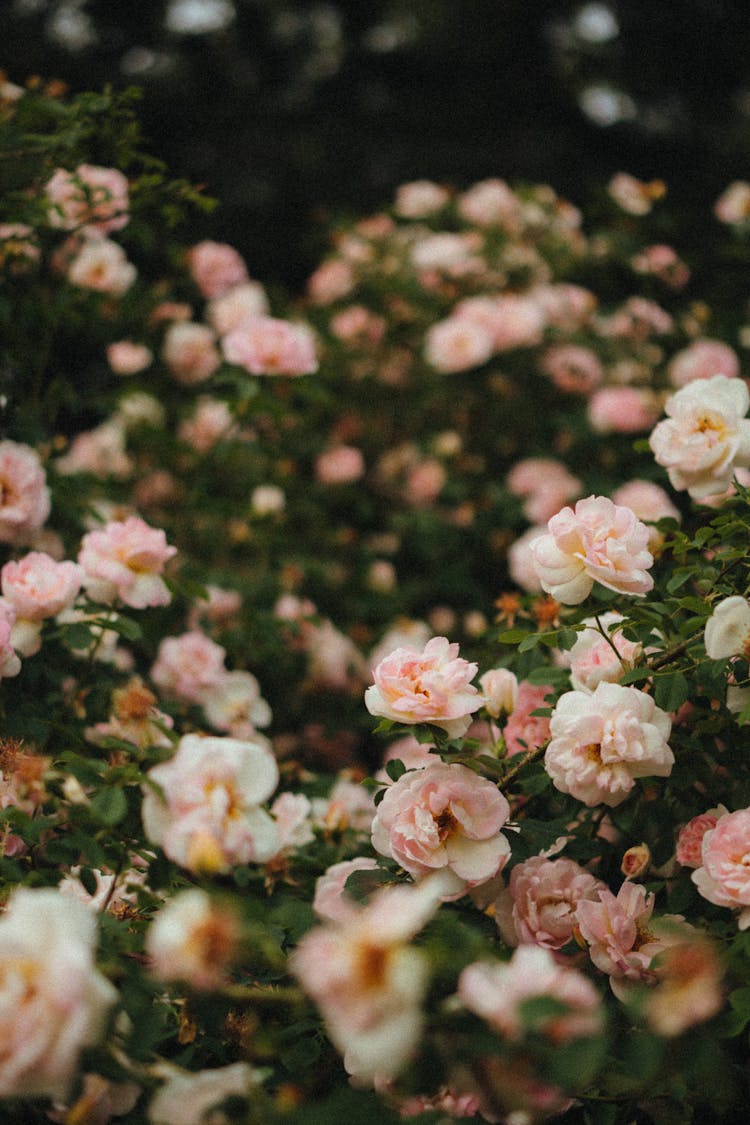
top-left (621, 843), bottom-right (650, 879)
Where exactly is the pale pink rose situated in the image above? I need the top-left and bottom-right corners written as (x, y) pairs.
top-left (611, 479), bottom-right (681, 548)
top-left (367, 558), bottom-right (397, 593)
top-left (268, 791), bottom-right (314, 856)
top-left (306, 258), bottom-right (355, 304)
top-left (368, 619), bottom-right (432, 672)
top-left (506, 458), bottom-right (582, 524)
top-left (545, 682), bottom-right (673, 807)
top-left (494, 855), bottom-right (607, 950)
top-left (291, 876), bottom-right (451, 1081)
top-left (2, 551), bottom-right (82, 621)
top-left (607, 172), bottom-right (665, 215)
top-left (55, 419), bottom-right (132, 479)
top-left (85, 677), bottom-right (174, 752)
top-left (458, 945), bottom-right (602, 1042)
top-left (202, 669), bottom-right (272, 737)
top-left (531, 283), bottom-right (597, 330)
top-left (588, 387), bottom-right (659, 434)
top-left (576, 881), bottom-right (664, 982)
top-left (508, 526), bottom-right (545, 593)
top-left (0, 887), bottom-right (116, 1100)
top-left (0, 742), bottom-right (48, 811)
top-left (630, 244), bottom-right (690, 289)
top-left (46, 164), bottom-right (129, 234)
top-left (205, 280), bottom-right (270, 335)
top-left (66, 237), bottom-right (136, 295)
top-left (186, 240), bottom-right (248, 299)
top-left (649, 374), bottom-right (750, 501)
top-left (456, 178), bottom-right (522, 230)
top-left (455, 294), bottom-right (545, 352)
top-left (371, 761), bottom-right (511, 885)
top-left (667, 338), bottom-right (740, 389)
top-left (643, 934), bottom-right (725, 1037)
top-left (404, 458), bottom-right (446, 506)
top-left (162, 321), bottom-right (220, 386)
top-left (148, 1063), bottom-right (260, 1125)
top-left (315, 445), bottom-right (366, 484)
top-left (423, 317), bottom-right (494, 373)
top-left (410, 232), bottom-right (481, 275)
top-left (714, 180), bottom-right (750, 224)
top-left (502, 681), bottom-right (553, 758)
top-left (479, 668), bottom-right (518, 718)
top-left (381, 735), bottom-right (437, 773)
top-left (57, 865), bottom-right (139, 914)
top-left (539, 344), bottom-right (604, 395)
top-left (187, 584), bottom-right (242, 630)
top-left (394, 179), bottom-right (451, 217)
top-left (145, 888), bottom-right (240, 990)
top-left (222, 315), bottom-right (318, 375)
top-left (150, 300), bottom-right (192, 325)
top-left (150, 630), bottom-right (227, 705)
top-left (329, 304), bottom-right (386, 345)
top-left (704, 595), bottom-right (750, 659)
top-left (178, 396), bottom-right (235, 453)
top-left (676, 808), bottom-right (728, 868)
top-left (0, 440), bottom-right (51, 543)
top-left (603, 296), bottom-right (673, 339)
top-left (78, 516), bottom-right (177, 609)
top-left (692, 808), bottom-right (750, 927)
top-left (365, 635), bottom-right (481, 738)
top-left (250, 483), bottom-right (285, 516)
top-left (313, 857), bottom-right (382, 924)
top-left (142, 733), bottom-right (280, 873)
top-left (530, 495), bottom-right (654, 604)
top-left (319, 772), bottom-right (377, 833)
top-left (106, 340), bottom-right (153, 376)
top-left (563, 612), bottom-right (643, 693)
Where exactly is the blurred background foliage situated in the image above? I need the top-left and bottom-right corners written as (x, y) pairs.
top-left (2, 0), bottom-right (750, 290)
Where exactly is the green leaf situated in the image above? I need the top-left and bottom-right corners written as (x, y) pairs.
top-left (105, 614), bottom-right (143, 642)
top-left (654, 672), bottom-right (689, 712)
top-left (497, 629), bottom-right (530, 644)
top-left (89, 786), bottom-right (128, 827)
top-left (385, 758), bottom-right (406, 782)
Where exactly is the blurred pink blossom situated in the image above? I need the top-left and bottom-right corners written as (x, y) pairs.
top-left (222, 315), bottom-right (318, 375)
top-left (540, 344), bottom-right (604, 395)
top-left (66, 237), bottom-right (136, 295)
top-left (186, 240), bottom-right (248, 299)
top-left (150, 630), bottom-right (227, 705)
top-left (588, 387), bottom-right (659, 433)
top-left (78, 516), bottom-right (176, 609)
top-left (162, 321), bottom-right (220, 386)
top-left (46, 164), bottom-right (129, 234)
top-left (0, 441), bottom-right (51, 543)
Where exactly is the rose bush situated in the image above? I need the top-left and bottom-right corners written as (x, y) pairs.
top-left (2, 75), bottom-right (750, 1125)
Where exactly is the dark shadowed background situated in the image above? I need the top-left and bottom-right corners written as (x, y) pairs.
top-left (3, 0), bottom-right (750, 290)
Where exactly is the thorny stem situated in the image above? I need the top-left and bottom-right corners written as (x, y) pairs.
top-left (498, 740), bottom-right (548, 794)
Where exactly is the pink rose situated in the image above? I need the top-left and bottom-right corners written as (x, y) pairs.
top-left (479, 668), bottom-right (518, 719)
top-left (545, 682), bottom-right (673, 807)
top-left (692, 808), bottom-right (750, 927)
top-left (78, 516), bottom-right (177, 609)
top-left (607, 172), bottom-right (665, 215)
top-left (456, 177), bottom-right (522, 230)
top-left (66, 237), bottom-right (136, 295)
top-left (676, 809), bottom-right (726, 868)
top-left (630, 244), bottom-right (690, 288)
top-left (315, 445), bottom-right (366, 485)
top-left (150, 629), bottom-right (227, 705)
top-left (106, 340), bottom-right (153, 376)
top-left (423, 317), bottom-right (494, 373)
top-left (649, 373), bottom-right (750, 501)
top-left (454, 293), bottom-right (545, 352)
top-left (205, 280), bottom-right (269, 334)
top-left (394, 179), bottom-right (451, 217)
top-left (1, 551), bottom-right (82, 620)
top-left (611, 479), bottom-right (681, 548)
top-left (588, 387), bottom-right (659, 434)
top-left (147, 1064), bottom-right (260, 1125)
top-left (530, 495), bottom-right (654, 604)
top-left (162, 321), bottom-right (220, 386)
top-left (506, 457), bottom-right (582, 524)
top-left (667, 338), bottom-right (740, 388)
top-left (0, 440), bottom-right (51, 543)
top-left (46, 164), bottom-right (129, 234)
top-left (178, 396), bottom-right (235, 453)
top-left (306, 258), bottom-right (355, 305)
top-left (186, 240), bottom-right (248, 298)
top-left (329, 304), bottom-right (386, 345)
top-left (371, 760), bottom-right (511, 885)
top-left (576, 881), bottom-right (663, 982)
top-left (0, 888), bottom-right (116, 1100)
top-left (508, 525), bottom-right (546, 593)
top-left (312, 857), bottom-right (381, 924)
top-left (142, 733), bottom-right (280, 873)
top-left (714, 180), bottom-right (750, 224)
top-left (145, 888), bottom-right (240, 990)
top-left (495, 854), bottom-right (606, 949)
top-left (201, 669), bottom-right (272, 737)
top-left (562, 612), bottom-right (643, 693)
top-left (540, 344), bottom-right (604, 395)
top-left (502, 680), bottom-right (553, 758)
top-left (365, 635), bottom-right (481, 738)
top-left (221, 316), bottom-right (318, 375)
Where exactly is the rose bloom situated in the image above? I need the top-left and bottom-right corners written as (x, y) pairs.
top-left (508, 526), bottom-right (545, 593)
top-left (148, 1063), bottom-right (260, 1125)
top-left (186, 239), bottom-right (248, 299)
top-left (221, 315), bottom-right (318, 375)
top-left (544, 682), bottom-right (674, 808)
top-left (394, 178), bottom-right (451, 217)
top-left (539, 344), bottom-right (604, 396)
top-left (150, 629), bottom-right (227, 705)
top-left (205, 280), bottom-right (270, 335)
top-left (162, 321), bottom-right (220, 386)
top-left (630, 243), bottom-right (690, 289)
top-left (312, 857), bottom-right (382, 924)
top-left (607, 172), bottom-right (665, 215)
top-left (46, 164), bottom-right (129, 234)
top-left (576, 881), bottom-right (668, 983)
top-left (410, 231), bottom-right (481, 275)
top-left (202, 669), bottom-right (272, 737)
top-left (423, 316), bottom-right (494, 373)
top-left (365, 635), bottom-right (481, 738)
top-left (371, 760), bottom-right (511, 885)
top-left (268, 791), bottom-right (315, 857)
top-left (290, 876), bottom-right (449, 1082)
top-left (502, 680), bottom-right (553, 758)
top-left (714, 180), bottom-right (750, 224)
top-left (250, 483), bottom-right (286, 516)
top-left (55, 419), bottom-right (132, 480)
top-left (454, 293), bottom-right (545, 352)
top-left (145, 888), bottom-right (240, 991)
top-left (506, 457), bottom-right (582, 524)
top-left (458, 945), bottom-right (602, 1043)
top-left (676, 807), bottom-right (728, 868)
top-left (692, 808), bottom-right (750, 927)
top-left (0, 887), bottom-right (117, 1100)
top-left (588, 387), bottom-right (659, 434)
top-left (532, 282), bottom-right (597, 331)
top-left (85, 676), bottom-right (174, 752)
top-left (704, 595), bottom-right (750, 659)
top-left (643, 934), bottom-right (724, 1038)
top-left (106, 340), bottom-right (153, 376)
top-left (142, 733), bottom-right (280, 873)
top-left (78, 516), bottom-right (177, 609)
top-left (649, 374), bottom-right (750, 501)
top-left (494, 854), bottom-right (607, 950)
top-left (404, 458), bottom-right (446, 506)
top-left (0, 440), bottom-right (51, 543)
top-left (2, 551), bottom-right (82, 622)
top-left (456, 177), bottom-right (522, 230)
top-left (561, 612), bottom-right (643, 693)
top-left (178, 396), bottom-right (235, 453)
top-left (315, 445), bottom-right (366, 485)
top-left (611, 479), bottom-right (681, 548)
top-left (530, 495), bottom-right (654, 605)
top-left (667, 338), bottom-right (740, 389)
top-left (0, 223), bottom-right (40, 273)
top-left (66, 237), bottom-right (136, 295)
top-left (330, 304), bottom-right (387, 345)
top-left (479, 667), bottom-right (518, 719)
top-left (306, 258), bottom-right (355, 304)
